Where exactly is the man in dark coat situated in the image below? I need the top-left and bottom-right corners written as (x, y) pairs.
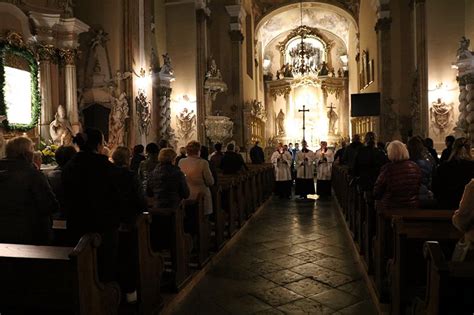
top-left (221, 143), bottom-right (248, 174)
top-left (249, 141), bottom-right (265, 164)
top-left (341, 134), bottom-right (363, 168)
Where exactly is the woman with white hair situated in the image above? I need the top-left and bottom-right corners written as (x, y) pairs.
top-left (374, 140), bottom-right (422, 210)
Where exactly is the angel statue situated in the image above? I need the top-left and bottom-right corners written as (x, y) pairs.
top-left (50, 105), bottom-right (73, 145)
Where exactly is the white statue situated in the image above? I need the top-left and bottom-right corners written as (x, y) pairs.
top-left (108, 92), bottom-right (129, 149)
top-left (50, 105), bottom-right (73, 145)
top-left (276, 109), bottom-right (285, 136)
top-left (327, 104), bottom-right (339, 135)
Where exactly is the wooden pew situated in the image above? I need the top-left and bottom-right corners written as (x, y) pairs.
top-left (0, 234), bottom-right (120, 314)
top-left (373, 208), bottom-right (455, 302)
top-left (149, 204), bottom-right (192, 291)
top-left (362, 193), bottom-right (376, 273)
top-left (390, 217), bottom-right (461, 315)
top-left (421, 241), bottom-right (474, 315)
top-left (53, 214), bottom-right (164, 314)
top-left (135, 213), bottom-right (164, 315)
top-left (218, 175), bottom-right (238, 237)
top-left (183, 193), bottom-right (211, 267)
top-left (211, 185), bottom-right (225, 250)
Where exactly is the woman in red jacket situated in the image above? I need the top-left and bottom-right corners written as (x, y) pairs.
top-left (374, 140), bottom-right (422, 210)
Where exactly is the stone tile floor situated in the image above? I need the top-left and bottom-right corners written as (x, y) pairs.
top-left (171, 197), bottom-right (378, 315)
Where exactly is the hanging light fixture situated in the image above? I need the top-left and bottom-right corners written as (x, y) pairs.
top-left (289, 0), bottom-right (319, 77)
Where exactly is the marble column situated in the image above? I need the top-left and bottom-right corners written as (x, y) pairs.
top-left (38, 46), bottom-right (55, 140)
top-left (226, 5), bottom-right (245, 146)
top-left (375, 15), bottom-right (397, 141)
top-left (61, 49), bottom-right (80, 134)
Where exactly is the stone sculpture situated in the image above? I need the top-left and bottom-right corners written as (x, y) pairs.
top-left (176, 107), bottom-right (196, 143)
top-left (276, 109), bottom-right (285, 136)
top-left (108, 92), bottom-right (129, 149)
top-left (50, 105), bottom-right (73, 145)
top-left (327, 104), bottom-right (339, 135)
top-left (430, 98), bottom-right (453, 134)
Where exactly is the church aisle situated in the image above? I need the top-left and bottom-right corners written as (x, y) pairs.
top-left (170, 197), bottom-right (377, 315)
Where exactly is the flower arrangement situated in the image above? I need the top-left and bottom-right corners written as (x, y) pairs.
top-left (39, 140), bottom-right (58, 165)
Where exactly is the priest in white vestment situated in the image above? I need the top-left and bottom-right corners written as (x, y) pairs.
top-left (271, 144), bottom-right (292, 199)
top-left (295, 141), bottom-right (315, 199)
top-left (315, 141), bottom-right (334, 197)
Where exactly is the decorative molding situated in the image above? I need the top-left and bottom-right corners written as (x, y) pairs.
top-left (58, 48), bottom-right (77, 65)
top-left (270, 85), bottom-right (291, 101)
top-left (135, 90), bottom-right (151, 136)
top-left (225, 5), bottom-right (246, 32)
top-left (276, 25), bottom-right (333, 54)
top-left (36, 44), bottom-right (57, 62)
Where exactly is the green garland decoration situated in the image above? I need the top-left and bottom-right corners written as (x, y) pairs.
top-left (0, 42), bottom-right (41, 132)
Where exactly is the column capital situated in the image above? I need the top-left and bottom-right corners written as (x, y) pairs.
top-left (196, 0), bottom-right (211, 17)
top-left (37, 45), bottom-right (57, 62)
top-left (58, 48), bottom-right (77, 65)
top-left (375, 17), bottom-right (392, 32)
top-left (225, 5), bottom-right (246, 33)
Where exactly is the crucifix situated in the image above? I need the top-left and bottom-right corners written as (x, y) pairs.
top-left (298, 105), bottom-right (310, 141)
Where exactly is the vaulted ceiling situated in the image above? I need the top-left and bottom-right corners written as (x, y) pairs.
top-left (252, 0), bottom-right (360, 23)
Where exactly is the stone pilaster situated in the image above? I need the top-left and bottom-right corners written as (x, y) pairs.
top-left (225, 4), bottom-right (246, 146)
top-left (37, 45), bottom-right (55, 140)
top-left (196, 4), bottom-right (210, 144)
top-left (414, 0), bottom-right (428, 137)
top-left (375, 15), bottom-right (397, 141)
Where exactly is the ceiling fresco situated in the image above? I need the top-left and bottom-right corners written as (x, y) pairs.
top-left (257, 4), bottom-right (351, 50)
top-left (253, 0), bottom-right (360, 21)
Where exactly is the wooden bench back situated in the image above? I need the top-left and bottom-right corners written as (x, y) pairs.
top-left (0, 234), bottom-right (120, 314)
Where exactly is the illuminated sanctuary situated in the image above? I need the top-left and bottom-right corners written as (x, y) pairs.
top-left (0, 1), bottom-right (474, 313)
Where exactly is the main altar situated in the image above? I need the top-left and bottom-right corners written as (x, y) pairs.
top-left (260, 22), bottom-right (350, 149)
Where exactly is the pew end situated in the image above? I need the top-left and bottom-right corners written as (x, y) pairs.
top-left (421, 241), bottom-right (474, 315)
top-left (0, 233), bottom-right (120, 314)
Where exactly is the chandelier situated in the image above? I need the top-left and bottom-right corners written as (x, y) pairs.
top-left (291, 1), bottom-right (319, 77)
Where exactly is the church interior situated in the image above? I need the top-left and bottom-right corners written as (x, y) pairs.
top-left (0, 0), bottom-right (474, 314)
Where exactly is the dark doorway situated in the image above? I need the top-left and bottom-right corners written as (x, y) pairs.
top-left (82, 104), bottom-right (110, 141)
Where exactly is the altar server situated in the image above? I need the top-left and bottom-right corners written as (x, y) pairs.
top-left (295, 140), bottom-right (315, 199)
top-left (271, 144), bottom-right (292, 199)
top-left (315, 141), bottom-right (334, 197)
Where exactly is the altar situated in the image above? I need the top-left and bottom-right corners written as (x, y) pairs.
top-left (258, 19), bottom-right (351, 150)
top-left (265, 74), bottom-right (348, 149)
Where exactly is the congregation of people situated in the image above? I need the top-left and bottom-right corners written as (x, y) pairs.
top-left (333, 133), bottom-right (474, 260)
top-left (0, 129), bottom-right (260, 305)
